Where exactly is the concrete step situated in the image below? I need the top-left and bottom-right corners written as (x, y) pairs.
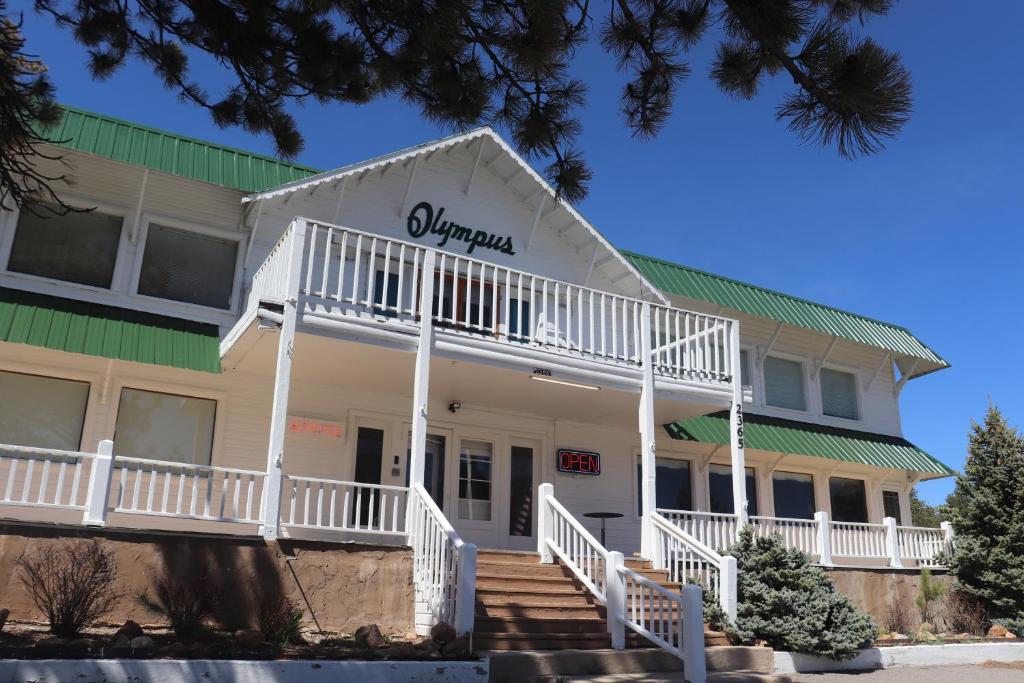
top-left (705, 646), bottom-right (774, 675)
top-left (486, 648), bottom-right (683, 682)
top-left (550, 673), bottom-right (791, 683)
top-left (476, 615), bottom-right (608, 634)
top-left (476, 632), bottom-right (616, 651)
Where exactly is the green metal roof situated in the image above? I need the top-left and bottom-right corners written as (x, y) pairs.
top-left (623, 251), bottom-right (948, 377)
top-left (665, 411), bottom-right (954, 477)
top-left (0, 288), bottom-right (221, 374)
top-left (40, 106), bottom-right (322, 193)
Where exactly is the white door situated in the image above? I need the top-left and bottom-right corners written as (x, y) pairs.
top-left (402, 426), bottom-right (454, 513)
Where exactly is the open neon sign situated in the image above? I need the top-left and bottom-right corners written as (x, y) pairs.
top-left (557, 449), bottom-right (601, 476)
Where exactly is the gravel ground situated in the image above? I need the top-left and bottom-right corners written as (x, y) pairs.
top-left (790, 662), bottom-right (1024, 682)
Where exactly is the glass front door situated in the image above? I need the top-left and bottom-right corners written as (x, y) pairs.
top-left (406, 431), bottom-right (449, 510)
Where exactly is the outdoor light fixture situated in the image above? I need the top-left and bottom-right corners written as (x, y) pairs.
top-left (529, 375), bottom-right (600, 391)
top-left (448, 401), bottom-right (462, 413)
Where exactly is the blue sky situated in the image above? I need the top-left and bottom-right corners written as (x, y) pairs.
top-left (16, 2), bottom-right (1023, 505)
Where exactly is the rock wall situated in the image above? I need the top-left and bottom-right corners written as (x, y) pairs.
top-left (826, 566), bottom-right (955, 632)
top-left (0, 523), bottom-right (414, 637)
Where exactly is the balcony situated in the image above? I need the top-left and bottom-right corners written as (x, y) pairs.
top-left (230, 219), bottom-right (740, 402)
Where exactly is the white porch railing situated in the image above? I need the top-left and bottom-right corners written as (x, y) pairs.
top-left (537, 484), bottom-right (706, 683)
top-left (898, 524), bottom-right (952, 568)
top-left (281, 476), bottom-right (407, 536)
top-left (0, 444), bottom-right (96, 510)
top-left (407, 483), bottom-right (476, 637)
top-left (829, 520), bottom-right (888, 560)
top-left (244, 219), bottom-right (737, 389)
top-left (651, 512), bottom-right (737, 621)
top-left (750, 515), bottom-right (820, 556)
top-left (658, 509), bottom-right (741, 552)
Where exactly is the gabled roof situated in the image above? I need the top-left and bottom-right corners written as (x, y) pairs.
top-left (242, 126), bottom-right (668, 304)
top-left (624, 250), bottom-right (948, 378)
top-left (41, 105), bottom-right (322, 193)
top-left (666, 411), bottom-right (954, 478)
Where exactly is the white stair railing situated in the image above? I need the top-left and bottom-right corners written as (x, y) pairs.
top-left (658, 509), bottom-right (740, 552)
top-left (651, 512), bottom-right (737, 621)
top-left (537, 483), bottom-right (706, 683)
top-left (407, 483), bottom-right (476, 637)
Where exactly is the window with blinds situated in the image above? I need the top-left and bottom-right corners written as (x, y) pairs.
top-left (8, 208), bottom-right (122, 288)
top-left (0, 371), bottom-right (90, 451)
top-left (820, 368), bottom-right (859, 420)
top-left (138, 223), bottom-right (238, 309)
top-left (764, 356), bottom-right (806, 411)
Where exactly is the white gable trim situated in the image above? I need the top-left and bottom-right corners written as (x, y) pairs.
top-left (242, 128), bottom-right (667, 304)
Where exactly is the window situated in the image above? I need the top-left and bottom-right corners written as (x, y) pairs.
top-left (7, 208), bottom-right (122, 288)
top-left (764, 356), bottom-right (806, 411)
top-left (137, 223), bottom-right (238, 309)
top-left (372, 270), bottom-right (400, 318)
top-left (354, 427), bottom-right (384, 524)
top-left (508, 446), bottom-right (534, 536)
top-left (882, 490), bottom-right (903, 524)
top-left (739, 349), bottom-right (752, 388)
top-left (0, 371), bottom-right (89, 450)
top-left (637, 457), bottom-right (692, 514)
top-left (708, 464), bottom-right (759, 516)
top-left (113, 388), bottom-right (216, 465)
top-left (458, 440), bottom-right (492, 521)
top-left (772, 471), bottom-right (815, 519)
top-left (820, 368), bottom-right (859, 420)
top-left (829, 477), bottom-right (868, 523)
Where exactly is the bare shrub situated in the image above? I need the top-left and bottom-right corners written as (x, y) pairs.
top-left (137, 571), bottom-right (218, 638)
top-left (944, 587), bottom-right (988, 635)
top-left (883, 590), bottom-right (912, 635)
top-left (17, 538), bottom-right (121, 637)
top-left (257, 594), bottom-right (304, 645)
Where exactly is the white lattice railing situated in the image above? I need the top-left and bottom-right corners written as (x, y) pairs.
top-left (830, 520), bottom-right (889, 559)
top-left (649, 304), bottom-right (737, 385)
top-left (658, 509), bottom-right (740, 552)
top-left (651, 512), bottom-right (737, 621)
top-left (750, 515), bottom-right (820, 555)
top-left (281, 476), bottom-right (407, 536)
top-left (407, 484), bottom-right (476, 637)
top-left (112, 457), bottom-right (265, 524)
top-left (247, 220), bottom-right (300, 309)
top-left (537, 484), bottom-right (706, 682)
top-left (0, 445), bottom-right (95, 510)
top-left (898, 525), bottom-right (950, 567)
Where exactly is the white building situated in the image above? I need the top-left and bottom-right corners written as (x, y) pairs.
top-left (0, 107), bottom-right (954, 654)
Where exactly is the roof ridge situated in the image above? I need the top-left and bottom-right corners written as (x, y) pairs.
top-left (620, 248), bottom-right (919, 335)
top-left (53, 104), bottom-right (323, 174)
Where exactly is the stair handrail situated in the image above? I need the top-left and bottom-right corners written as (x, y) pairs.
top-left (536, 483), bottom-right (706, 683)
top-left (651, 511), bottom-right (738, 621)
top-left (407, 483), bottom-right (477, 636)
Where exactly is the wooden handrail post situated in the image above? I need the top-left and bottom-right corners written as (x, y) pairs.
top-left (720, 555), bottom-right (738, 622)
top-left (454, 543), bottom-right (477, 637)
top-left (605, 551), bottom-right (626, 649)
top-left (82, 440), bottom-right (115, 526)
top-left (537, 482), bottom-right (554, 563)
top-left (681, 584), bottom-right (708, 683)
top-left (815, 511), bottom-right (833, 566)
top-left (884, 517), bottom-right (903, 568)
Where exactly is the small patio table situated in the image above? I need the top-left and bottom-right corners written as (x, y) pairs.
top-left (583, 511), bottom-right (624, 547)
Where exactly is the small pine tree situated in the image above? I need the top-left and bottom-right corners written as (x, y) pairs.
top-left (728, 527), bottom-right (877, 661)
top-left (915, 568), bottom-right (945, 625)
top-left (946, 405), bottom-right (1024, 621)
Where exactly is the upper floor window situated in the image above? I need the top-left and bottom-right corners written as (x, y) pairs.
top-left (7, 208), bottom-right (123, 288)
top-left (137, 223), bottom-right (238, 309)
top-left (882, 490), bottom-right (903, 524)
top-left (0, 370), bottom-right (89, 451)
top-left (739, 349), bottom-right (751, 388)
top-left (763, 356), bottom-right (806, 411)
top-left (820, 368), bottom-right (859, 420)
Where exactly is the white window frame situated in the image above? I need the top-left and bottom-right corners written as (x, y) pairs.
top-left (632, 449), bottom-right (695, 521)
top-left (762, 352), bottom-right (810, 415)
top-left (880, 487), bottom-right (905, 525)
top-left (130, 213), bottom-right (247, 315)
top-left (455, 435), bottom-right (498, 531)
top-left (769, 468), bottom-right (818, 519)
top-left (0, 360), bottom-right (100, 452)
top-left (827, 473), bottom-right (871, 523)
top-left (0, 196), bottom-right (133, 296)
top-left (706, 459), bottom-right (759, 516)
top-left (818, 362), bottom-right (863, 423)
top-left (105, 377), bottom-right (226, 468)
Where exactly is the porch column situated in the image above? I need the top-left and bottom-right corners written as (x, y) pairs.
top-left (261, 218), bottom-right (307, 541)
top-left (639, 302), bottom-right (658, 558)
top-left (408, 249), bottom-right (437, 488)
top-left (728, 319), bottom-right (749, 527)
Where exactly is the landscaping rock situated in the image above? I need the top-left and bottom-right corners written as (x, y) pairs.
top-left (430, 622), bottom-right (457, 644)
top-left (234, 629), bottom-right (266, 647)
top-left (0, 608), bottom-right (9, 633)
top-left (441, 635), bottom-right (471, 656)
top-left (67, 638), bottom-right (99, 650)
top-left (113, 634), bottom-right (132, 650)
top-left (115, 620), bottom-right (145, 640)
top-left (416, 639), bottom-right (441, 654)
top-left (382, 644), bottom-right (418, 659)
top-left (130, 636), bottom-right (156, 651)
top-left (354, 624), bottom-right (386, 649)
top-left (989, 624), bottom-right (1009, 638)
top-left (1005, 632), bottom-right (1017, 639)
top-left (889, 632), bottom-right (907, 640)
top-left (918, 622), bottom-right (935, 634)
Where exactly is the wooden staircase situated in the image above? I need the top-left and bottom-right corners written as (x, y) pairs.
top-left (474, 549), bottom-right (720, 651)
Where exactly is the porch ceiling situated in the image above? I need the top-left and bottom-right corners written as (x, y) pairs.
top-left (664, 411), bottom-right (955, 478)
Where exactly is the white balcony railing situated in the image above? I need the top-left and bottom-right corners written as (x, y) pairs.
top-left (750, 515), bottom-right (820, 556)
top-left (829, 520), bottom-right (888, 560)
top-left (898, 525), bottom-right (952, 568)
top-left (281, 475), bottom-right (407, 536)
top-left (0, 444), bottom-right (95, 510)
top-left (658, 509), bottom-right (741, 552)
top-left (246, 219), bottom-right (738, 389)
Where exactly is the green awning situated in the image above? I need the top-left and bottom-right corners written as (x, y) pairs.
top-left (0, 288), bottom-right (221, 373)
top-left (665, 411), bottom-right (954, 478)
top-left (623, 250), bottom-right (948, 379)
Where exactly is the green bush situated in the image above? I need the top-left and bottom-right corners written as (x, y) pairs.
top-left (727, 527), bottom-right (878, 660)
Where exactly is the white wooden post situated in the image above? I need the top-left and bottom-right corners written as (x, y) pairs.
top-left (82, 440), bottom-right (114, 526)
top-left (720, 555), bottom-right (738, 622)
top-left (815, 510), bottom-right (833, 566)
top-left (537, 482), bottom-right (554, 563)
top-left (454, 543), bottom-right (477, 636)
top-left (408, 250), bottom-right (437, 489)
top-left (941, 521), bottom-right (955, 554)
top-left (884, 516), bottom-right (903, 568)
top-left (639, 302), bottom-right (658, 559)
top-left (681, 584), bottom-right (708, 683)
top-left (261, 219), bottom-right (307, 541)
top-left (606, 550), bottom-right (626, 649)
top-left (728, 320), bottom-right (748, 528)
